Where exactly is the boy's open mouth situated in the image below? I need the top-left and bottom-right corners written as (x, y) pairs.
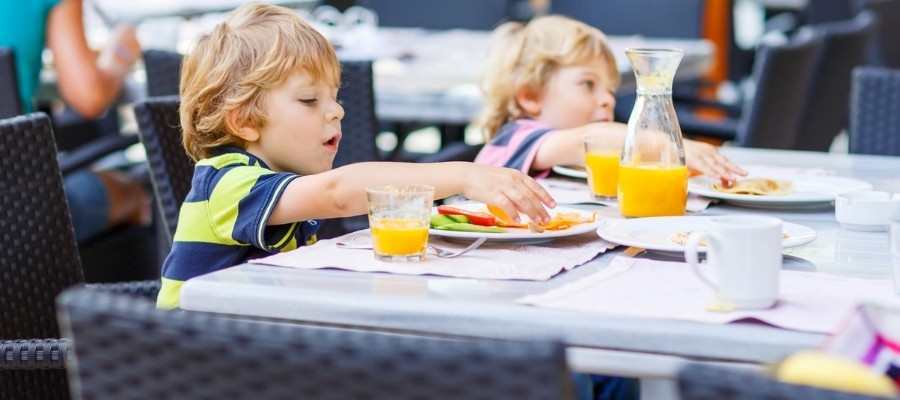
top-left (324, 134), bottom-right (340, 151)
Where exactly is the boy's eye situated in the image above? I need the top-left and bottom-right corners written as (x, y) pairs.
top-left (580, 80), bottom-right (595, 90)
top-left (299, 98), bottom-right (318, 105)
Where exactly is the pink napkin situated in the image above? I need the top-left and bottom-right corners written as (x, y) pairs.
top-left (518, 257), bottom-right (900, 333)
top-left (250, 230), bottom-right (615, 281)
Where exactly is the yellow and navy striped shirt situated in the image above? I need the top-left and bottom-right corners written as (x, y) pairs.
top-left (157, 148), bottom-right (319, 309)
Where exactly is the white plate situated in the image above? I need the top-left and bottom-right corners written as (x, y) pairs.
top-left (552, 165), bottom-right (587, 179)
top-left (596, 216), bottom-right (817, 254)
top-left (430, 203), bottom-right (600, 244)
top-left (689, 175), bottom-right (873, 208)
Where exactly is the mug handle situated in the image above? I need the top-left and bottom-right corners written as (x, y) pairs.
top-left (685, 231), bottom-right (718, 291)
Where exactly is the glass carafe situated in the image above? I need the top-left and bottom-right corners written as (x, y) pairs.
top-left (618, 48), bottom-right (688, 217)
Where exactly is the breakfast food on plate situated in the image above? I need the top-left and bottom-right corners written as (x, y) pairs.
top-left (670, 231), bottom-right (790, 247)
top-left (712, 178), bottom-right (793, 196)
top-left (430, 204), bottom-right (597, 233)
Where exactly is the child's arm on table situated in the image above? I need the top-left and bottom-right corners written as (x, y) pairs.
top-left (683, 140), bottom-right (747, 183)
top-left (270, 162), bottom-right (556, 225)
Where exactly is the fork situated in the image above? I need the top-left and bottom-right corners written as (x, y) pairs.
top-left (336, 237), bottom-right (487, 258)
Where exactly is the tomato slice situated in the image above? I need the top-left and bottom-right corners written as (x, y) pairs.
top-left (437, 205), bottom-right (496, 226)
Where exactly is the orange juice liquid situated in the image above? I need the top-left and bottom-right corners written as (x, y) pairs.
top-left (617, 164), bottom-right (688, 217)
top-left (370, 218), bottom-right (429, 256)
top-left (584, 152), bottom-right (619, 198)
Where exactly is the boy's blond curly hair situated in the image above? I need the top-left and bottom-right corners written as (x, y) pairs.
top-left (476, 15), bottom-right (619, 139)
top-left (179, 2), bottom-right (340, 161)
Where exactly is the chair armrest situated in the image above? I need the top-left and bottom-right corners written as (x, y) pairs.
top-left (57, 134), bottom-right (140, 176)
top-left (0, 339), bottom-right (70, 370)
top-left (86, 280), bottom-right (161, 300)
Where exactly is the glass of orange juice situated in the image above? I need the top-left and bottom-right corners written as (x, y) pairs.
top-left (584, 134), bottom-right (623, 201)
top-left (365, 184), bottom-right (435, 262)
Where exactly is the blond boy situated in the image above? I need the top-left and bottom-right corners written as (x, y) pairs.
top-left (158, 3), bottom-right (555, 309)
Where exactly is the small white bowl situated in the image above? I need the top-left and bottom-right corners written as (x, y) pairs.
top-left (835, 191), bottom-right (900, 232)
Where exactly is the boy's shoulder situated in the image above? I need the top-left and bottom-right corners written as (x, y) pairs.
top-left (190, 148), bottom-right (278, 197)
top-left (490, 119), bottom-right (554, 145)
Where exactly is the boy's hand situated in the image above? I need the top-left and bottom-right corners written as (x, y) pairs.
top-left (684, 139), bottom-right (747, 184)
top-left (460, 165), bottom-right (556, 224)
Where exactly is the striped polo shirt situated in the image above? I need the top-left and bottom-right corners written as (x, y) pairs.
top-left (156, 147), bottom-right (320, 309)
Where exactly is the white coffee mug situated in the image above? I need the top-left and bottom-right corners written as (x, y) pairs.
top-left (684, 215), bottom-right (783, 310)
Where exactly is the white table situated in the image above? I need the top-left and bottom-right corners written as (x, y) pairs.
top-left (181, 148), bottom-right (900, 391)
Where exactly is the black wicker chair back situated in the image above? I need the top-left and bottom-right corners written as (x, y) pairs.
top-left (736, 34), bottom-right (823, 149)
top-left (317, 60), bottom-right (379, 239)
top-left (0, 113), bottom-right (79, 399)
top-left (0, 114), bottom-right (160, 399)
top-left (679, 33), bottom-right (823, 149)
top-left (794, 11), bottom-right (875, 151)
top-left (134, 96), bottom-right (192, 242)
top-left (59, 287), bottom-right (574, 400)
top-left (0, 48), bottom-right (23, 119)
top-left (850, 66), bottom-right (900, 156)
top-left (143, 49), bottom-right (184, 97)
top-left (860, 0), bottom-right (900, 69)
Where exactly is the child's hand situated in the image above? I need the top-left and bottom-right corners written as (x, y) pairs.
top-left (684, 139), bottom-right (747, 184)
top-left (460, 165), bottom-right (556, 224)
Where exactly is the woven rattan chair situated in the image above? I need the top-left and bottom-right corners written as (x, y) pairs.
top-left (850, 66), bottom-right (900, 156)
top-left (0, 113), bottom-right (159, 399)
top-left (679, 32), bottom-right (823, 149)
top-left (58, 287), bottom-right (574, 400)
top-left (860, 0), bottom-right (900, 69)
top-left (0, 47), bottom-right (160, 283)
top-left (143, 49), bottom-right (184, 98)
top-left (678, 363), bottom-right (887, 400)
top-left (0, 48), bottom-right (23, 120)
top-left (134, 96), bottom-right (192, 242)
top-left (792, 11), bottom-right (875, 151)
top-left (317, 60), bottom-right (379, 239)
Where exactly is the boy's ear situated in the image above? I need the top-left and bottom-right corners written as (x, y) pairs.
top-left (225, 110), bottom-right (260, 142)
top-left (516, 87), bottom-right (542, 116)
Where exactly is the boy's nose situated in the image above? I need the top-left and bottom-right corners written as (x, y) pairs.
top-left (329, 102), bottom-right (345, 121)
top-left (597, 91), bottom-right (615, 110)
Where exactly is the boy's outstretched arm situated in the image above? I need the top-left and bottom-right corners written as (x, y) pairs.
top-left (270, 162), bottom-right (556, 226)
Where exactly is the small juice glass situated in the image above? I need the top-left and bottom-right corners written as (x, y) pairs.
top-left (584, 134), bottom-right (623, 201)
top-left (365, 184), bottom-right (435, 262)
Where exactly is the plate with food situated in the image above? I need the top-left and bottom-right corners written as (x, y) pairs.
top-left (551, 165), bottom-right (588, 179)
top-left (430, 203), bottom-right (600, 244)
top-left (596, 216), bottom-right (817, 255)
top-left (689, 175), bottom-right (873, 208)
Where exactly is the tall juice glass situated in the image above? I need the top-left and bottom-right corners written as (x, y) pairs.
top-left (366, 184), bottom-right (434, 262)
top-left (618, 48), bottom-right (688, 217)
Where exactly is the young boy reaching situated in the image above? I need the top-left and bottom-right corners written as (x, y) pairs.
top-left (474, 15), bottom-right (746, 182)
top-left (157, 3), bottom-right (555, 309)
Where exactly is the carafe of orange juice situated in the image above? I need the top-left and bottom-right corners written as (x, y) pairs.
top-left (618, 48), bottom-right (688, 217)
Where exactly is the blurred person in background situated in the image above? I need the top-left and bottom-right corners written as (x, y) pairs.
top-left (0, 0), bottom-right (150, 244)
